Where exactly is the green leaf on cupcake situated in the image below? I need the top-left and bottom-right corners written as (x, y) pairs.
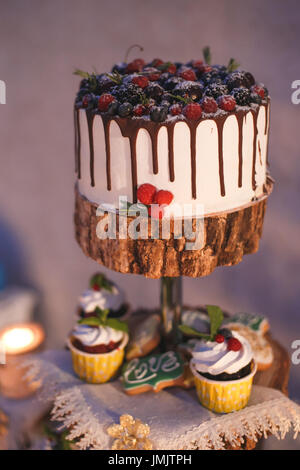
top-left (78, 307), bottom-right (128, 334)
top-left (89, 272), bottom-right (113, 292)
top-left (179, 304), bottom-right (224, 342)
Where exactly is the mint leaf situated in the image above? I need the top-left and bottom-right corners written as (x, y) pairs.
top-left (203, 46), bottom-right (211, 65)
top-left (227, 58), bottom-right (240, 73)
top-left (178, 324), bottom-right (210, 340)
top-left (78, 316), bottom-right (102, 326)
top-left (206, 305), bottom-right (224, 339)
top-left (89, 273), bottom-right (113, 292)
top-left (106, 318), bottom-right (129, 334)
top-left (95, 307), bottom-right (109, 323)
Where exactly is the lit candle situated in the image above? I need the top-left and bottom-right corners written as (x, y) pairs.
top-left (0, 323), bottom-right (45, 399)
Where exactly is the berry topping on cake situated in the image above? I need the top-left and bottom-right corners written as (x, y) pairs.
top-left (169, 103), bottom-right (183, 116)
top-left (227, 337), bottom-right (242, 351)
top-left (180, 68), bottom-right (197, 81)
top-left (98, 93), bottom-right (115, 111)
top-left (183, 102), bottom-right (202, 120)
top-left (154, 190), bottom-right (174, 206)
top-left (215, 334), bottom-right (225, 343)
top-left (201, 96), bottom-right (218, 114)
top-left (217, 95), bottom-right (236, 112)
top-left (137, 183), bottom-right (157, 205)
top-left (131, 75), bottom-right (149, 89)
top-left (74, 49), bottom-right (268, 122)
top-left (126, 58), bottom-right (145, 73)
top-left (217, 328), bottom-right (233, 339)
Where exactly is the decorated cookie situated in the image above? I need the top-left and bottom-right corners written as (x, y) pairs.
top-left (122, 351), bottom-right (185, 395)
top-left (225, 323), bottom-right (273, 371)
top-left (224, 312), bottom-right (269, 335)
top-left (126, 314), bottom-right (161, 361)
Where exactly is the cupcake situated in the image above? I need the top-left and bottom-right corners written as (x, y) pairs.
top-left (78, 272), bottom-right (129, 320)
top-left (179, 305), bottom-right (256, 413)
top-left (68, 308), bottom-right (129, 384)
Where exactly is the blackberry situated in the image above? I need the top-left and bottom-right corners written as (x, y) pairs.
top-left (96, 75), bottom-right (115, 94)
top-left (199, 70), bottom-right (219, 85)
top-left (118, 102), bottom-right (133, 117)
top-left (174, 81), bottom-right (203, 101)
top-left (145, 83), bottom-right (164, 100)
top-left (250, 92), bottom-right (262, 105)
top-left (158, 72), bottom-right (171, 86)
top-left (231, 87), bottom-right (251, 106)
top-left (244, 71), bottom-right (255, 88)
top-left (76, 87), bottom-right (90, 100)
top-left (111, 62), bottom-right (127, 74)
top-left (80, 78), bottom-right (90, 89)
top-left (204, 83), bottom-right (228, 99)
top-left (225, 71), bottom-right (252, 91)
top-left (164, 76), bottom-right (183, 91)
top-left (113, 83), bottom-right (144, 106)
top-left (150, 106), bottom-right (168, 122)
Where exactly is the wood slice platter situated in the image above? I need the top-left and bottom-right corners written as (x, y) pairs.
top-left (74, 179), bottom-right (273, 279)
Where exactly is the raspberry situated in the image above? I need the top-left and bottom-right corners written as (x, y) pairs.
top-left (198, 64), bottom-right (212, 74)
top-left (251, 85), bottom-right (265, 99)
top-left (148, 205), bottom-right (164, 219)
top-left (180, 68), bottom-right (197, 81)
top-left (201, 96), bottom-right (218, 113)
top-left (126, 58), bottom-right (145, 73)
top-left (143, 67), bottom-right (161, 81)
top-left (82, 95), bottom-right (90, 108)
top-left (98, 93), bottom-right (115, 111)
top-left (151, 58), bottom-right (164, 67)
top-left (166, 63), bottom-right (177, 74)
top-left (92, 283), bottom-right (101, 291)
top-left (215, 334), bottom-right (225, 343)
top-left (217, 95), bottom-right (236, 112)
top-left (132, 75), bottom-right (149, 89)
top-left (192, 59), bottom-right (204, 70)
top-left (183, 102), bottom-right (202, 120)
top-left (169, 104), bottom-right (182, 116)
top-left (227, 337), bottom-right (242, 352)
top-left (137, 183), bottom-right (157, 205)
top-left (133, 104), bottom-right (146, 116)
top-left (154, 190), bottom-right (174, 206)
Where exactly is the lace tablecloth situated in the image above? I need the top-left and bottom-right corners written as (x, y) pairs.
top-left (26, 350), bottom-right (300, 450)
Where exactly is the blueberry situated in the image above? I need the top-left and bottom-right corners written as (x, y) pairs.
top-left (164, 76), bottom-right (183, 91)
top-left (250, 92), bottom-right (262, 105)
top-left (150, 106), bottom-right (168, 122)
top-left (107, 101), bottom-right (120, 115)
top-left (174, 81), bottom-right (203, 100)
top-left (118, 102), bottom-right (133, 117)
top-left (218, 328), bottom-right (232, 339)
top-left (111, 62), bottom-right (127, 74)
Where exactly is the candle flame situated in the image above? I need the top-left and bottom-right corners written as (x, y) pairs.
top-left (1, 327), bottom-right (35, 353)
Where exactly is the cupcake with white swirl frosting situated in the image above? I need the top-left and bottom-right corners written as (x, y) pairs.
top-left (68, 306), bottom-right (129, 384)
top-left (180, 305), bottom-right (257, 413)
top-left (78, 272), bottom-right (129, 320)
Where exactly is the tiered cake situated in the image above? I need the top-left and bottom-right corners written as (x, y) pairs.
top-left (74, 54), bottom-right (272, 278)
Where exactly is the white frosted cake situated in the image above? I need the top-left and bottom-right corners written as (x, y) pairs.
top-left (73, 52), bottom-right (272, 278)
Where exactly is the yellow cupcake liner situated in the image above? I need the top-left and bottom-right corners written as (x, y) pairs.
top-left (190, 361), bottom-right (257, 413)
top-left (67, 334), bottom-right (128, 384)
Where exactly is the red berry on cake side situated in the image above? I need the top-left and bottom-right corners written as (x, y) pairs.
top-left (98, 93), bottom-right (115, 112)
top-left (133, 104), bottom-right (146, 117)
top-left (215, 334), bottom-right (225, 343)
top-left (180, 68), bottom-right (197, 81)
top-left (137, 183), bottom-right (157, 205)
top-left (227, 337), bottom-right (242, 352)
top-left (183, 103), bottom-right (202, 120)
top-left (132, 75), bottom-right (149, 89)
top-left (201, 96), bottom-right (218, 114)
top-left (217, 95), bottom-right (236, 112)
top-left (154, 190), bottom-right (174, 206)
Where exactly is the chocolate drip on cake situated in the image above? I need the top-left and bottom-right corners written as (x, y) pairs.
top-left (86, 110), bottom-right (95, 187)
top-left (74, 108), bottom-right (81, 179)
top-left (250, 109), bottom-right (259, 191)
top-left (75, 102), bottom-right (269, 202)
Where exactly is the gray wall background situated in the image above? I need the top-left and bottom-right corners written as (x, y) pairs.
top-left (0, 0), bottom-right (299, 403)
